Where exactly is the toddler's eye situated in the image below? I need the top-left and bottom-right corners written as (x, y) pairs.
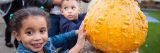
top-left (72, 7), bottom-right (76, 10)
top-left (64, 7), bottom-right (68, 10)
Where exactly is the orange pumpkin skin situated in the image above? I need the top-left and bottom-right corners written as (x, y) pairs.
top-left (84, 0), bottom-right (148, 53)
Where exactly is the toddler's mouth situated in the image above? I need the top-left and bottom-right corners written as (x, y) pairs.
top-left (68, 15), bottom-right (74, 18)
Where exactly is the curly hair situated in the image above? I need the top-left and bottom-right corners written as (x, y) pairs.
top-left (10, 7), bottom-right (49, 33)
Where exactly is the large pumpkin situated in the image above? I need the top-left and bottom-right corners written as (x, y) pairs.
top-left (84, 0), bottom-right (148, 53)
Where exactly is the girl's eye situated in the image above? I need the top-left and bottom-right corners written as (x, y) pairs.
top-left (26, 31), bottom-right (33, 35)
top-left (40, 29), bottom-right (46, 34)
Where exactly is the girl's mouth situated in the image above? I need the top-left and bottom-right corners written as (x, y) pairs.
top-left (32, 43), bottom-right (43, 49)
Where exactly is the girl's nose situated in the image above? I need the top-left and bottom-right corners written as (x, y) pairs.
top-left (33, 33), bottom-right (42, 41)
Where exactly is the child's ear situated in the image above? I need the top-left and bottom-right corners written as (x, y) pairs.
top-left (79, 7), bottom-right (82, 14)
top-left (60, 8), bottom-right (64, 14)
top-left (13, 31), bottom-right (21, 42)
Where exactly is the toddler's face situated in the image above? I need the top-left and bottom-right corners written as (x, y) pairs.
top-left (61, 1), bottom-right (80, 21)
top-left (16, 16), bottom-right (48, 52)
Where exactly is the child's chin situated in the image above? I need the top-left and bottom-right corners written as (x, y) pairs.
top-left (32, 48), bottom-right (43, 52)
top-left (68, 18), bottom-right (76, 21)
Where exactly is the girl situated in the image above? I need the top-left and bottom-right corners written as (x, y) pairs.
top-left (3, 0), bottom-right (63, 48)
top-left (10, 7), bottom-right (86, 53)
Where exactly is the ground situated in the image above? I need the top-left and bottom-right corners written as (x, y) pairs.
top-left (139, 10), bottom-right (160, 53)
top-left (0, 17), bottom-right (15, 53)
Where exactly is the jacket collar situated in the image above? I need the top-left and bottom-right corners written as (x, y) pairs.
top-left (16, 39), bottom-right (57, 53)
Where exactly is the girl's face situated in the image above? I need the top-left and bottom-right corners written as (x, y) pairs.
top-left (61, 1), bottom-right (80, 21)
top-left (15, 16), bottom-right (48, 52)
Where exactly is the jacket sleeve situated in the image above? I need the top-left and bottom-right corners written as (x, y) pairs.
top-left (50, 30), bottom-right (77, 48)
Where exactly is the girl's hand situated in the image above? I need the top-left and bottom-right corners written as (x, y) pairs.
top-left (69, 22), bottom-right (86, 53)
top-left (77, 21), bottom-right (86, 48)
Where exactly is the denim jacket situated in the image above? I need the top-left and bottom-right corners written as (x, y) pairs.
top-left (16, 30), bottom-right (76, 53)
